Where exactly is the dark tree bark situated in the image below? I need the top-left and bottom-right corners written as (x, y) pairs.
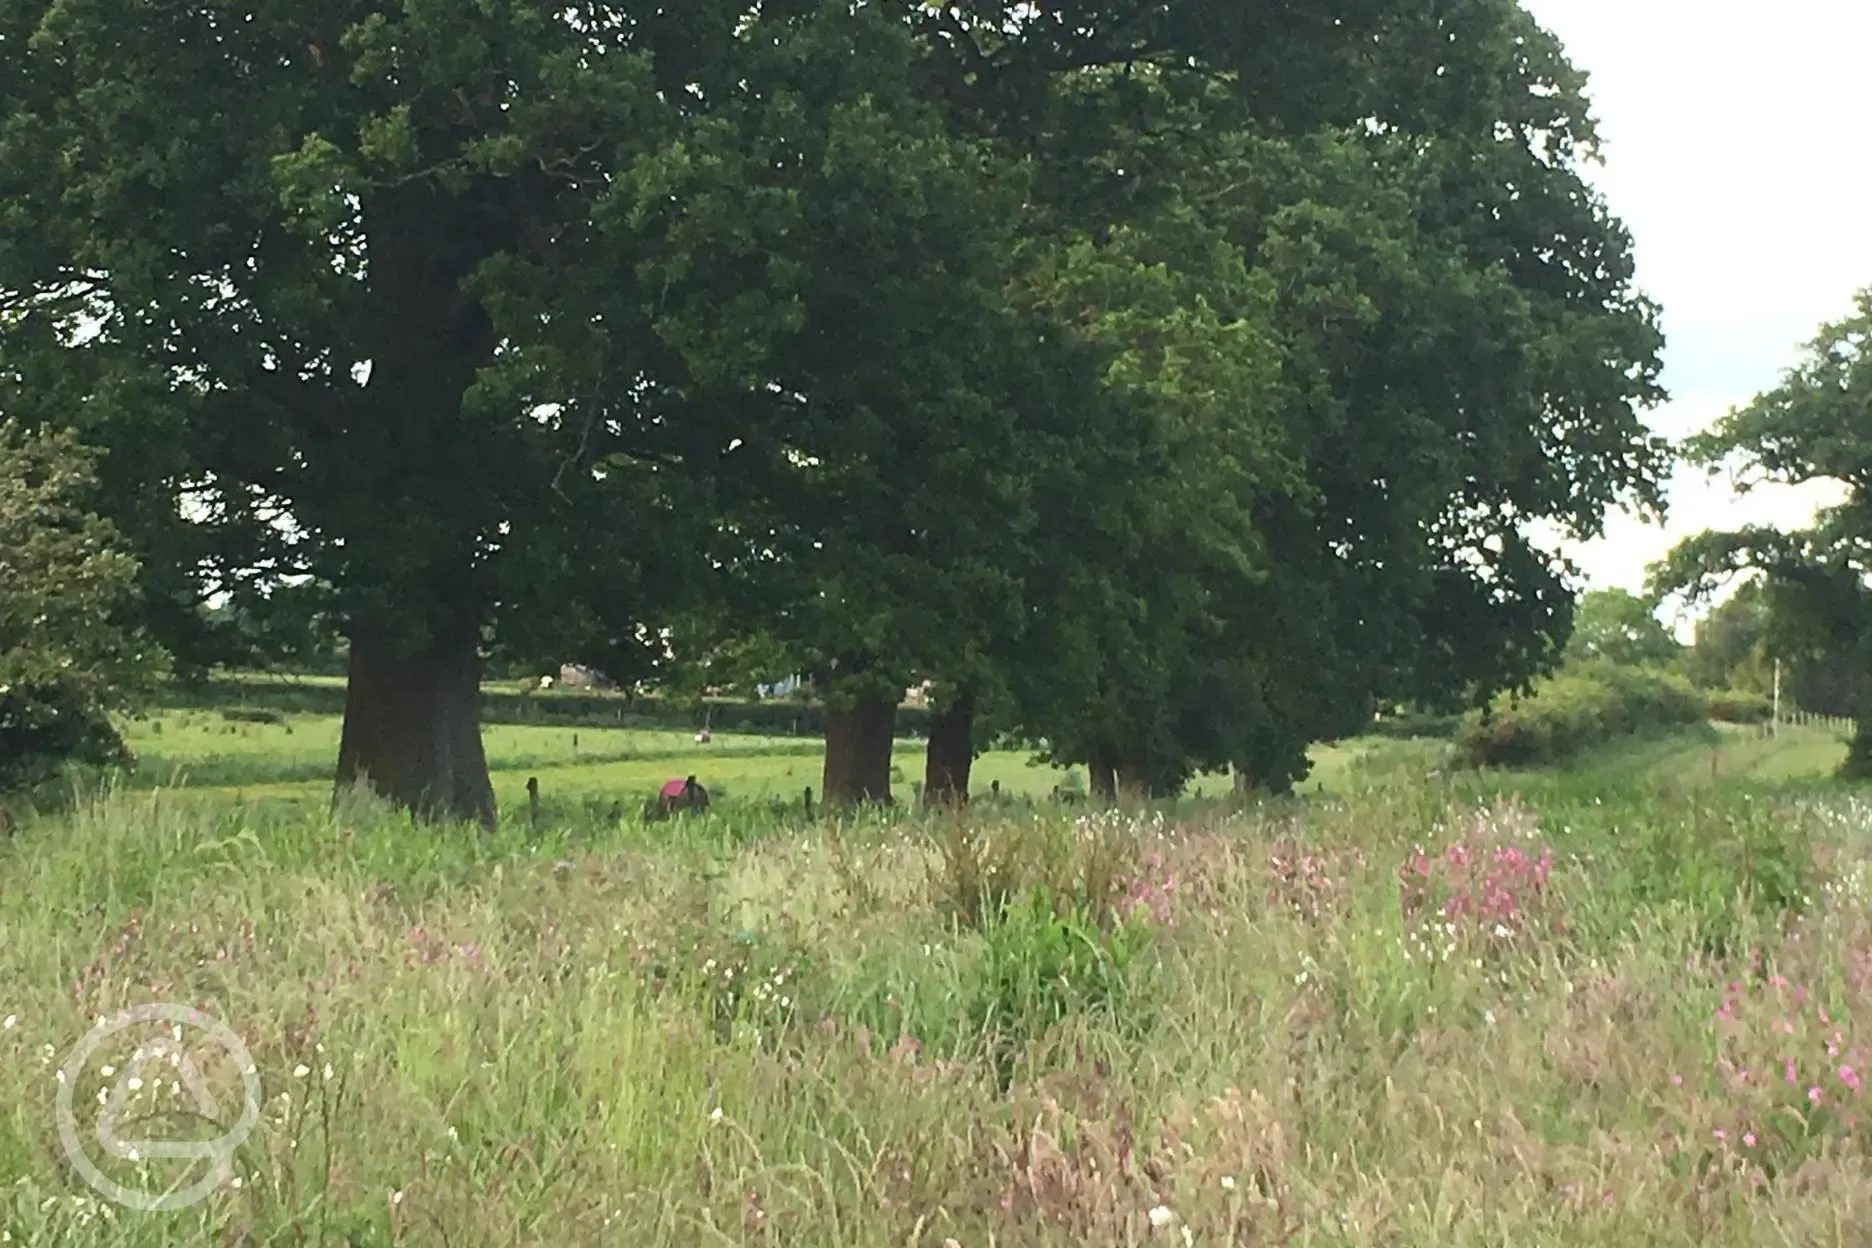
top-left (823, 690), bottom-right (898, 806)
top-left (924, 685), bottom-right (977, 807)
top-left (335, 622), bottom-right (497, 830)
top-left (1088, 743), bottom-right (1118, 804)
top-left (319, 207), bottom-right (507, 832)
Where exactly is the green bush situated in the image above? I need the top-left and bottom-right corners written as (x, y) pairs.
top-left (1458, 661), bottom-right (1708, 768)
top-left (0, 422), bottom-right (166, 792)
top-left (1706, 689), bottom-right (1773, 724)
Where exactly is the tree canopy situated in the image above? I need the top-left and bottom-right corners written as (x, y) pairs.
top-left (1651, 288), bottom-right (1872, 774)
top-left (1563, 589), bottom-right (1681, 670)
top-left (0, 0), bottom-right (1670, 819)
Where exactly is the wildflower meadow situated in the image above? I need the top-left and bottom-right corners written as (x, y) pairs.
top-left (1, 735), bottom-right (1870, 1246)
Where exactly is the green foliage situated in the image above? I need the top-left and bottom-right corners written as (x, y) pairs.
top-left (917, 812), bottom-right (1163, 1088)
top-left (968, 888), bottom-right (1155, 1091)
top-left (1000, 43), bottom-right (1670, 794)
top-left (1652, 287), bottom-right (1872, 778)
top-left (1707, 689), bottom-right (1774, 725)
top-left (1564, 589), bottom-right (1683, 669)
top-left (1684, 581), bottom-right (1859, 720)
top-left (1458, 661), bottom-right (1708, 768)
top-left (0, 0), bottom-right (1670, 823)
top-left (1685, 582), bottom-right (1777, 692)
top-left (1604, 797), bottom-right (1814, 958)
top-left (0, 421), bottom-right (166, 790)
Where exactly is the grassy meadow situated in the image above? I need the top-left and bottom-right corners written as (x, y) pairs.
top-left (112, 679), bottom-right (1247, 812)
top-left (5, 686), bottom-right (1872, 1244)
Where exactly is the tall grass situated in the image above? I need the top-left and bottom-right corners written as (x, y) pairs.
top-left (4, 769), bottom-right (1872, 1244)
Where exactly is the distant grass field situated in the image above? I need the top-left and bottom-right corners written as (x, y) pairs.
top-left (114, 686), bottom-right (1854, 824)
top-left (119, 710), bottom-right (1101, 806)
top-left (117, 677), bottom-right (1284, 810)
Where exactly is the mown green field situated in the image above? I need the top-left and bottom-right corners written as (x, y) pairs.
top-left (114, 704), bottom-right (1252, 811)
top-left (4, 707), bottom-right (1870, 1245)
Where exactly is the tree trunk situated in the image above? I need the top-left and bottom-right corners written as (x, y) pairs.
top-left (335, 623), bottom-right (496, 830)
top-left (823, 691), bottom-right (898, 806)
top-left (924, 686), bottom-right (977, 807)
top-left (1116, 759), bottom-right (1153, 803)
top-left (1088, 744), bottom-right (1118, 804)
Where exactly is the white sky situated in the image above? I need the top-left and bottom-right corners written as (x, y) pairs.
top-left (1520, 0), bottom-right (1872, 637)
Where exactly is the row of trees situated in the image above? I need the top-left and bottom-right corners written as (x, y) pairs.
top-left (1562, 585), bottom-right (1832, 713)
top-left (0, 0), bottom-right (1673, 823)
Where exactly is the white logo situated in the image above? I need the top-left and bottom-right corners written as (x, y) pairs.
top-left (55, 1004), bottom-right (261, 1212)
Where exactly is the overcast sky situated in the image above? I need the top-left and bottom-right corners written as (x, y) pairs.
top-left (1518, 0), bottom-right (1872, 636)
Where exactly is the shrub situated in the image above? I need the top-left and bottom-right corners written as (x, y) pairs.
top-left (1707, 689), bottom-right (1773, 725)
top-left (0, 421), bottom-right (167, 791)
top-left (1457, 661), bottom-right (1708, 768)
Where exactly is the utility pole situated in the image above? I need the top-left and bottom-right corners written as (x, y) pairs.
top-left (1772, 658), bottom-right (1782, 737)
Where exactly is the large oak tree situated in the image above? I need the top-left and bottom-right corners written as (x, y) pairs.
top-left (0, 0), bottom-right (1035, 823)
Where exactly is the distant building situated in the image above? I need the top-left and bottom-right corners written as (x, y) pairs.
top-left (757, 674), bottom-right (804, 698)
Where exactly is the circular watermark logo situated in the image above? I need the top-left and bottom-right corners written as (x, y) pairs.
top-left (55, 1004), bottom-right (261, 1212)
